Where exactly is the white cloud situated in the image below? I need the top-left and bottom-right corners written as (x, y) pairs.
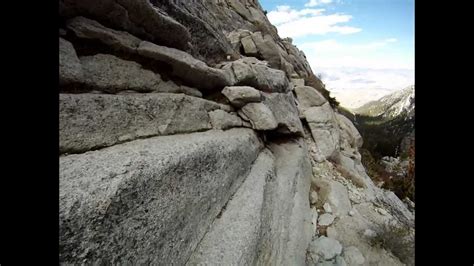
top-left (305, 0), bottom-right (333, 7)
top-left (299, 38), bottom-right (410, 69)
top-left (300, 38), bottom-right (397, 51)
top-left (277, 15), bottom-right (361, 37)
top-left (267, 6), bottom-right (361, 38)
top-left (317, 67), bottom-right (414, 108)
top-left (298, 38), bottom-right (413, 108)
top-left (266, 5), bottom-right (413, 108)
top-left (268, 6), bottom-right (325, 26)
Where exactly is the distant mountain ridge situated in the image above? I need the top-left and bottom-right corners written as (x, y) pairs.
top-left (339, 85), bottom-right (415, 159)
top-left (354, 85), bottom-right (414, 120)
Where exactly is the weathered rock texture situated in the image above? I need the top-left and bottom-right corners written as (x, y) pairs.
top-left (222, 85), bottom-right (261, 107)
top-left (187, 149), bottom-right (274, 265)
top-left (262, 92), bottom-right (304, 135)
top-left (303, 102), bottom-right (341, 159)
top-left (60, 93), bottom-right (224, 154)
top-left (60, 0), bottom-right (191, 51)
top-left (257, 140), bottom-right (313, 265)
top-left (59, 0), bottom-right (414, 265)
top-left (60, 129), bottom-right (263, 264)
top-left (59, 37), bottom-right (83, 86)
top-left (137, 41), bottom-right (233, 91)
top-left (66, 16), bottom-right (142, 54)
top-left (80, 54), bottom-right (161, 93)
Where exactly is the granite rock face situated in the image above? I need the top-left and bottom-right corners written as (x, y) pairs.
top-left (66, 16), bottom-right (142, 54)
top-left (219, 58), bottom-right (290, 93)
top-left (257, 140), bottom-right (313, 265)
top-left (59, 1), bottom-right (413, 265)
top-left (80, 54), bottom-right (162, 93)
top-left (208, 109), bottom-right (244, 130)
top-left (222, 86), bottom-right (261, 107)
top-left (59, 93), bottom-right (223, 154)
top-left (60, 129), bottom-right (263, 264)
top-left (59, 37), bottom-right (83, 86)
top-left (262, 92), bottom-right (304, 136)
top-left (239, 102), bottom-right (278, 130)
top-left (60, 0), bottom-right (191, 51)
top-left (137, 41), bottom-right (233, 91)
top-left (304, 103), bottom-right (341, 159)
top-left (187, 149), bottom-right (274, 265)
top-left (295, 85), bottom-right (327, 113)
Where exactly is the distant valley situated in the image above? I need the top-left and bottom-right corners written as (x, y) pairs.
top-left (337, 85), bottom-right (415, 201)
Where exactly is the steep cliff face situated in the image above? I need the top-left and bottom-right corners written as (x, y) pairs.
top-left (59, 1), bottom-right (414, 265)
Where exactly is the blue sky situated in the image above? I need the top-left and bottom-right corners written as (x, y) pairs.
top-left (260, 0), bottom-right (414, 108)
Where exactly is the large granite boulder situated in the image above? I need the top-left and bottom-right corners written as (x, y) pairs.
top-left (262, 92), bottom-right (304, 136)
top-left (59, 38), bottom-right (83, 86)
top-left (257, 140), bottom-right (313, 265)
top-left (208, 109), bottom-right (244, 130)
top-left (60, 93), bottom-right (224, 154)
top-left (66, 16), bottom-right (141, 54)
top-left (60, 128), bottom-right (263, 264)
top-left (80, 54), bottom-right (161, 93)
top-left (187, 149), bottom-right (274, 265)
top-left (137, 41), bottom-right (233, 91)
top-left (295, 85), bottom-right (327, 113)
top-left (304, 103), bottom-right (340, 159)
top-left (239, 103), bottom-right (278, 130)
top-left (222, 86), bottom-right (261, 107)
top-left (336, 113), bottom-right (363, 149)
top-left (308, 236), bottom-right (343, 261)
top-left (59, 0), bottom-right (191, 50)
top-left (220, 58), bottom-right (290, 93)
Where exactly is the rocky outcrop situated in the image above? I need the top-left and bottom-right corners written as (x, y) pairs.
top-left (262, 92), bottom-right (304, 135)
top-left (343, 246), bottom-right (366, 265)
top-left (66, 16), bottom-right (142, 54)
top-left (59, 1), bottom-right (413, 265)
top-left (219, 58), bottom-right (290, 93)
top-left (59, 93), bottom-right (225, 154)
top-left (187, 149), bottom-right (274, 265)
top-left (59, 38), bottom-right (83, 86)
top-left (60, 0), bottom-right (191, 51)
top-left (137, 41), bottom-right (233, 91)
top-left (258, 140), bottom-right (313, 265)
top-left (241, 35), bottom-right (259, 56)
top-left (80, 54), bottom-right (162, 93)
top-left (295, 85), bottom-right (328, 113)
top-left (308, 236), bottom-right (343, 261)
top-left (224, 26), bottom-right (313, 78)
top-left (239, 103), bottom-right (278, 130)
top-left (306, 131), bottom-right (413, 266)
top-left (222, 86), bottom-right (261, 107)
top-left (375, 190), bottom-right (414, 227)
top-left (336, 113), bottom-right (363, 151)
top-left (303, 103), bottom-right (341, 160)
top-left (208, 109), bottom-right (244, 130)
top-left (60, 128), bottom-right (263, 264)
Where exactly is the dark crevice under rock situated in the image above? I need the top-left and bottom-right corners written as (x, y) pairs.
top-left (263, 129), bottom-right (302, 145)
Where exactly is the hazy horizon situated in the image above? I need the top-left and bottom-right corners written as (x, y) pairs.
top-left (260, 0), bottom-right (414, 108)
